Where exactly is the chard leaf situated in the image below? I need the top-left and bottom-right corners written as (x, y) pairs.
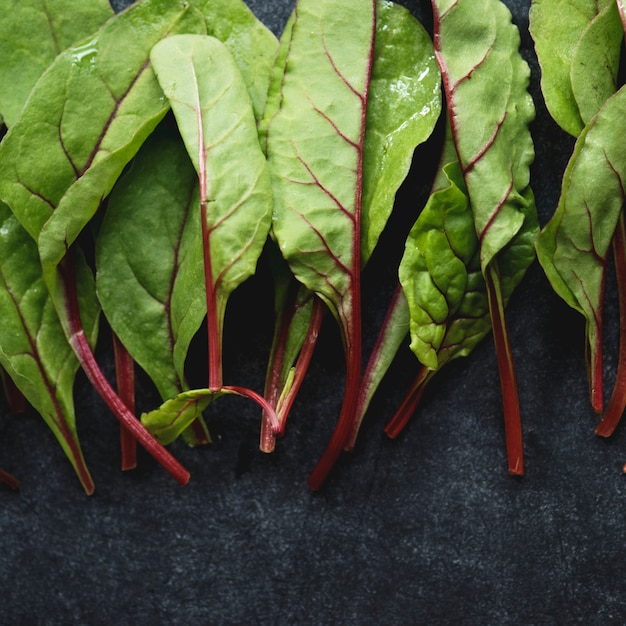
top-left (530, 0), bottom-right (619, 137)
top-left (401, 148), bottom-right (537, 373)
top-left (95, 120), bottom-right (205, 405)
top-left (142, 387), bottom-right (280, 446)
top-left (264, 0), bottom-right (377, 488)
top-left (536, 86), bottom-right (626, 412)
top-left (570, 0), bottom-right (622, 127)
top-left (141, 389), bottom-right (218, 446)
top-left (0, 201), bottom-right (94, 493)
top-left (150, 34), bottom-right (273, 390)
top-left (260, 1), bottom-right (441, 455)
top-left (432, 0), bottom-right (535, 474)
top-left (360, 0), bottom-right (442, 261)
top-left (0, 0), bottom-right (114, 127)
top-left (433, 0), bottom-right (535, 271)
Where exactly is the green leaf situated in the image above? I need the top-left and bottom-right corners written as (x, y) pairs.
top-left (530, 0), bottom-right (618, 137)
top-left (400, 143), bottom-right (538, 373)
top-left (150, 34), bottom-right (273, 389)
top-left (361, 0), bottom-right (441, 262)
top-left (141, 388), bottom-right (222, 446)
top-left (536, 86), bottom-right (626, 408)
top-left (0, 0), bottom-right (114, 127)
top-left (96, 119), bottom-right (205, 404)
top-left (434, 0), bottom-right (535, 271)
top-left (0, 201), bottom-right (94, 493)
top-left (570, 1), bottom-right (622, 127)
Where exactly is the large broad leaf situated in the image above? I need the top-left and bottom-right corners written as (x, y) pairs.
top-left (536, 86), bottom-right (626, 414)
top-left (530, 0), bottom-right (621, 137)
top-left (0, 201), bottom-right (94, 493)
top-left (96, 120), bottom-right (205, 405)
top-left (264, 0), bottom-right (377, 488)
top-left (0, 0), bottom-right (114, 127)
top-left (150, 34), bottom-right (273, 391)
top-left (431, 0), bottom-right (535, 475)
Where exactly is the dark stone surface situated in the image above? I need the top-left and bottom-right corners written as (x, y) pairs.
top-left (2, 1), bottom-right (626, 624)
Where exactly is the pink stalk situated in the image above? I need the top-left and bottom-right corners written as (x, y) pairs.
top-left (384, 365), bottom-right (433, 439)
top-left (0, 468), bottom-right (19, 490)
top-left (306, 4), bottom-right (376, 491)
top-left (260, 296), bottom-right (324, 453)
top-left (60, 256), bottom-right (190, 486)
top-left (112, 333), bottom-right (137, 471)
top-left (596, 212), bottom-right (626, 437)
top-left (485, 264), bottom-right (524, 476)
top-left (0, 368), bottom-right (26, 414)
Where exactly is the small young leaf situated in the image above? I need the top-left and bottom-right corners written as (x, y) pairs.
top-left (0, 0), bottom-right (114, 127)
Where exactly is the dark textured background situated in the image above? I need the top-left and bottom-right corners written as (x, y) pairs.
top-left (2, 1), bottom-right (625, 624)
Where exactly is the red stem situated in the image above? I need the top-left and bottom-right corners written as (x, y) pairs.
top-left (260, 296), bottom-right (324, 453)
top-left (0, 367), bottom-right (26, 414)
top-left (384, 365), bottom-right (433, 439)
top-left (486, 263), bottom-right (524, 476)
top-left (596, 212), bottom-right (626, 437)
top-left (0, 467), bottom-right (20, 490)
top-left (60, 257), bottom-right (190, 486)
top-left (112, 333), bottom-right (137, 471)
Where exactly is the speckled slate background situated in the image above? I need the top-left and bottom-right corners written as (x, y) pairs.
top-left (2, 1), bottom-right (625, 624)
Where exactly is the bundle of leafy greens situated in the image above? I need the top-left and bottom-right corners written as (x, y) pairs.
top-left (0, 0), bottom-right (537, 493)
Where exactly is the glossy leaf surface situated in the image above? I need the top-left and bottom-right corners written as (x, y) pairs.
top-left (360, 0), bottom-right (441, 261)
top-left (0, 0), bottom-right (114, 127)
top-left (150, 34), bottom-right (273, 389)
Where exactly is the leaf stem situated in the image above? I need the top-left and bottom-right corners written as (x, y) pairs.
top-left (596, 211), bottom-right (626, 437)
top-left (486, 262), bottom-right (524, 476)
top-left (0, 367), bottom-right (26, 414)
top-left (60, 256), bottom-right (190, 486)
top-left (384, 365), bottom-right (433, 439)
top-left (260, 295), bottom-right (324, 453)
top-left (112, 332), bottom-right (137, 471)
top-left (0, 468), bottom-right (20, 490)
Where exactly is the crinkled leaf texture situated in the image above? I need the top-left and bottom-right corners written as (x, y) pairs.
top-left (96, 120), bottom-right (205, 404)
top-left (0, 202), bottom-right (94, 493)
top-left (0, 0), bottom-right (114, 127)
top-left (536, 86), bottom-right (626, 408)
top-left (530, 0), bottom-right (621, 137)
top-left (401, 148), bottom-right (537, 373)
top-left (150, 34), bottom-right (273, 390)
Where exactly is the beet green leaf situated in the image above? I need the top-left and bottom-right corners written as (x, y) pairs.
top-left (536, 86), bottom-right (626, 420)
top-left (150, 34), bottom-right (273, 393)
top-left (530, 0), bottom-right (621, 137)
top-left (0, 201), bottom-right (95, 493)
top-left (432, 0), bottom-right (535, 475)
top-left (264, 0), bottom-right (376, 489)
top-left (95, 120), bottom-right (209, 445)
top-left (0, 0), bottom-right (114, 127)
